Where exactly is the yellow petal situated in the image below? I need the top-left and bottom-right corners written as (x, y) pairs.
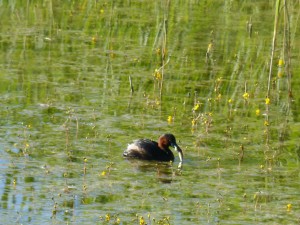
top-left (278, 58), bottom-right (284, 66)
top-left (255, 109), bottom-right (260, 116)
top-left (243, 92), bottom-right (249, 100)
top-left (287, 203), bottom-right (292, 211)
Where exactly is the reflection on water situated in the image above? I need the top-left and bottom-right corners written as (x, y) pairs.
top-left (124, 158), bottom-right (182, 183)
top-left (0, 0), bottom-right (299, 224)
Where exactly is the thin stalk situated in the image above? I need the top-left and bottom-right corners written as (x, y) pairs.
top-left (266, 0), bottom-right (281, 145)
top-left (267, 0), bottom-right (281, 97)
top-left (283, 0), bottom-right (293, 105)
top-left (129, 75), bottom-right (134, 93)
top-left (159, 0), bottom-right (170, 101)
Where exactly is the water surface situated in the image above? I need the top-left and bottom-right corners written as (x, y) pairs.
top-left (0, 1), bottom-right (299, 224)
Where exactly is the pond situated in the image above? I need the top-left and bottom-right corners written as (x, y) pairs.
top-left (0, 0), bottom-right (300, 224)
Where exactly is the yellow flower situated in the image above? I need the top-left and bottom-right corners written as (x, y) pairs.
top-left (139, 216), bottom-right (145, 225)
top-left (167, 116), bottom-right (172, 124)
top-left (255, 109), bottom-right (260, 116)
top-left (243, 92), bottom-right (249, 100)
top-left (153, 69), bottom-right (162, 80)
top-left (287, 203), bottom-right (292, 211)
top-left (277, 70), bottom-right (284, 78)
top-left (105, 214), bottom-right (110, 221)
top-left (278, 58), bottom-right (284, 66)
top-left (264, 120), bottom-right (269, 126)
top-left (265, 97), bottom-right (270, 105)
top-left (101, 171), bottom-right (106, 176)
top-left (228, 98), bottom-right (232, 104)
top-left (193, 103), bottom-right (200, 111)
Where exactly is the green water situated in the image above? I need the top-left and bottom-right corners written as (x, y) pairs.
top-left (1, 1), bottom-right (299, 224)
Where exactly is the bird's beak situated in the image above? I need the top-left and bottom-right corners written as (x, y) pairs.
top-left (173, 144), bottom-right (183, 163)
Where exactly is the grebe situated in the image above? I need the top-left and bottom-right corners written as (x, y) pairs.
top-left (123, 133), bottom-right (183, 163)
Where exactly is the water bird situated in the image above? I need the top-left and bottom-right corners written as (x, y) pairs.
top-left (123, 133), bottom-right (183, 163)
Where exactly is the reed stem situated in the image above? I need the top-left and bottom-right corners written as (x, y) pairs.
top-left (266, 0), bottom-right (281, 145)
